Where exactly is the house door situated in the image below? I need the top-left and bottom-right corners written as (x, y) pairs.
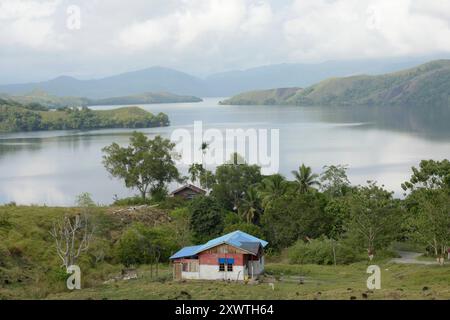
top-left (174, 263), bottom-right (182, 280)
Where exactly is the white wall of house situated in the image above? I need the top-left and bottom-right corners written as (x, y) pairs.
top-left (198, 264), bottom-right (245, 281)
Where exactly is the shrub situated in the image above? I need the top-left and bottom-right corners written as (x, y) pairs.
top-left (287, 237), bottom-right (363, 265)
top-left (115, 223), bottom-right (177, 267)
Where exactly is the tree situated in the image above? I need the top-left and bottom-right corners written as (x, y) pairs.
top-left (401, 159), bottom-right (450, 191)
top-left (49, 214), bottom-right (94, 269)
top-left (320, 164), bottom-right (351, 197)
top-left (257, 174), bottom-right (288, 209)
top-left (405, 189), bottom-right (450, 261)
top-left (188, 163), bottom-right (205, 185)
top-left (344, 182), bottom-right (401, 258)
top-left (238, 187), bottom-right (262, 224)
top-left (211, 153), bottom-right (262, 210)
top-left (115, 223), bottom-right (177, 276)
top-left (261, 193), bottom-right (330, 249)
top-left (102, 132), bottom-right (180, 200)
top-left (291, 164), bottom-right (320, 194)
top-left (189, 196), bottom-right (225, 243)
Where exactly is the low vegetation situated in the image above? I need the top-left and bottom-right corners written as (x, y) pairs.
top-left (0, 90), bottom-right (202, 109)
top-left (0, 101), bottom-right (169, 132)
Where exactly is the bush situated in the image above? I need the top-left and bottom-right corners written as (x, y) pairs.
top-left (223, 222), bottom-right (264, 239)
top-left (113, 196), bottom-right (153, 206)
top-left (115, 223), bottom-right (178, 267)
top-left (188, 196), bottom-right (225, 244)
top-left (287, 237), bottom-right (363, 265)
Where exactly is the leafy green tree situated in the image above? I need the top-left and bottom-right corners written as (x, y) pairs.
top-left (238, 187), bottom-right (262, 224)
top-left (257, 174), bottom-right (288, 209)
top-left (188, 163), bottom-right (205, 185)
top-left (223, 222), bottom-right (264, 239)
top-left (115, 223), bottom-right (177, 268)
top-left (401, 159), bottom-right (450, 260)
top-left (262, 193), bottom-right (330, 249)
top-left (169, 208), bottom-right (192, 248)
top-left (404, 189), bottom-right (449, 259)
top-left (189, 196), bottom-right (225, 243)
top-left (401, 159), bottom-right (450, 191)
top-left (102, 132), bottom-right (180, 201)
top-left (291, 164), bottom-right (320, 194)
top-left (344, 182), bottom-right (402, 258)
top-left (320, 164), bottom-right (351, 197)
top-left (211, 153), bottom-right (262, 210)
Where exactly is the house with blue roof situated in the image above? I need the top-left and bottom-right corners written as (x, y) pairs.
top-left (170, 230), bottom-right (268, 281)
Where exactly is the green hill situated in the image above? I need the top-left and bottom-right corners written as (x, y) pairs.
top-left (221, 60), bottom-right (450, 107)
top-left (0, 90), bottom-right (202, 109)
top-left (0, 101), bottom-right (169, 133)
top-left (219, 87), bottom-right (301, 105)
top-left (91, 92), bottom-right (202, 106)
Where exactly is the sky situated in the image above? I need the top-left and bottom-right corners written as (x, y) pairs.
top-left (1, 0), bottom-right (450, 83)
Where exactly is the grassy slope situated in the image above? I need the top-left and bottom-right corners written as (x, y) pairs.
top-left (220, 88), bottom-right (302, 105)
top-left (0, 91), bottom-right (202, 109)
top-left (1, 206), bottom-right (449, 300)
top-left (221, 60), bottom-right (450, 107)
top-left (39, 106), bottom-right (155, 122)
top-left (91, 92), bottom-right (202, 106)
top-left (47, 263), bottom-right (450, 300)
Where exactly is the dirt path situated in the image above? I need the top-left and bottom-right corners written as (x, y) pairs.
top-left (390, 251), bottom-right (438, 265)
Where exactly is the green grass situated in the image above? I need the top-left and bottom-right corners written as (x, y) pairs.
top-left (1, 206), bottom-right (449, 300)
top-left (42, 262), bottom-right (450, 300)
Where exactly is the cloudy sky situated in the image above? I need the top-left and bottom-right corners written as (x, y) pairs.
top-left (1, 0), bottom-right (450, 83)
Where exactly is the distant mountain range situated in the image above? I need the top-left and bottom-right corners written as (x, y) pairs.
top-left (220, 60), bottom-right (450, 108)
top-left (0, 57), bottom-right (439, 98)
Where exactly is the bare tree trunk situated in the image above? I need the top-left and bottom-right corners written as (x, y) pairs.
top-left (49, 214), bottom-right (94, 269)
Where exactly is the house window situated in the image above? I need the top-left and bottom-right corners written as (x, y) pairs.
top-left (219, 263), bottom-right (225, 271)
top-left (227, 263), bottom-right (233, 272)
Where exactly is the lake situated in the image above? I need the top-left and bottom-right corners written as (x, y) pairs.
top-left (1, 98), bottom-right (449, 205)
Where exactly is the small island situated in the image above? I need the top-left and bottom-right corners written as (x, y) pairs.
top-left (0, 90), bottom-right (203, 109)
top-left (0, 99), bottom-right (170, 133)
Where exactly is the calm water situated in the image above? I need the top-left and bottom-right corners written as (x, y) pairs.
top-left (1, 98), bottom-right (449, 205)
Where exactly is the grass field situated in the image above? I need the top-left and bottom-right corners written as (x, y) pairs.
top-left (44, 262), bottom-right (450, 300)
top-left (1, 205), bottom-right (449, 300)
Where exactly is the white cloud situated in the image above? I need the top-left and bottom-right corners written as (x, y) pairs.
top-left (1, 0), bottom-right (450, 82)
top-left (0, 0), bottom-right (63, 49)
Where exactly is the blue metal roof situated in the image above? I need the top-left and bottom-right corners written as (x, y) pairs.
top-left (169, 245), bottom-right (203, 260)
top-left (170, 230), bottom-right (268, 260)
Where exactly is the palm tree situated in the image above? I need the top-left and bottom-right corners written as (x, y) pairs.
top-left (291, 164), bottom-right (320, 194)
top-left (258, 174), bottom-right (288, 209)
top-left (238, 187), bottom-right (262, 224)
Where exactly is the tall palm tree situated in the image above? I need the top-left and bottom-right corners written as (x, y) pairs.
top-left (238, 187), bottom-right (262, 224)
top-left (258, 174), bottom-right (288, 209)
top-left (291, 164), bottom-right (320, 194)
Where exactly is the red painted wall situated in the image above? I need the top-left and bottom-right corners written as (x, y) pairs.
top-left (199, 252), bottom-right (245, 266)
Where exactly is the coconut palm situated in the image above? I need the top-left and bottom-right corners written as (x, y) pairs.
top-left (258, 174), bottom-right (288, 209)
top-left (238, 187), bottom-right (262, 224)
top-left (291, 164), bottom-right (320, 194)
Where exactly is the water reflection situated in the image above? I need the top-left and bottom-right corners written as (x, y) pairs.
top-left (0, 98), bottom-right (449, 205)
